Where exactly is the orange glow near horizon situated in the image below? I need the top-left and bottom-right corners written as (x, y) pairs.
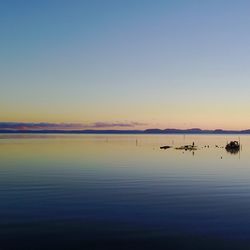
top-left (2, 102), bottom-right (250, 130)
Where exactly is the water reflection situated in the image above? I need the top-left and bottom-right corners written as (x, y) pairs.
top-left (0, 134), bottom-right (250, 249)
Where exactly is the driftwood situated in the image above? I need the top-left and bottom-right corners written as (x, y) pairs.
top-left (160, 145), bottom-right (172, 149)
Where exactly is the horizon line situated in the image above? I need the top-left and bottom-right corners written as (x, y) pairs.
top-left (0, 122), bottom-right (249, 132)
top-left (1, 127), bottom-right (250, 134)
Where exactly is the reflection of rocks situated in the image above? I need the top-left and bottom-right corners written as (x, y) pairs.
top-left (225, 141), bottom-right (240, 154)
top-left (226, 147), bottom-right (240, 154)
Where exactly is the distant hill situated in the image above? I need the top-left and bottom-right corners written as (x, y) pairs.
top-left (144, 128), bottom-right (245, 134)
top-left (1, 128), bottom-right (250, 134)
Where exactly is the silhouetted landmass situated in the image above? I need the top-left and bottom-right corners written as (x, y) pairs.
top-left (1, 128), bottom-right (250, 134)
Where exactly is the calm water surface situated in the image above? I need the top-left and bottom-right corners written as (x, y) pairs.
top-left (0, 134), bottom-right (250, 249)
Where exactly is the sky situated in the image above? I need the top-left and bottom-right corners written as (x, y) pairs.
top-left (1, 0), bottom-right (250, 130)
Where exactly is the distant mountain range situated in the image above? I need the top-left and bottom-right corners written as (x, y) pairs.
top-left (1, 128), bottom-right (250, 134)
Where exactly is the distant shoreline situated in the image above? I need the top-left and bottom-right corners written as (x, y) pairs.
top-left (1, 129), bottom-right (250, 134)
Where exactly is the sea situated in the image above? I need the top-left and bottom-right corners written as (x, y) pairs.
top-left (0, 134), bottom-right (250, 249)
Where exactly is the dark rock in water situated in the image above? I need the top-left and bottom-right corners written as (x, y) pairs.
top-left (175, 145), bottom-right (197, 151)
top-left (160, 145), bottom-right (171, 150)
top-left (225, 141), bottom-right (240, 154)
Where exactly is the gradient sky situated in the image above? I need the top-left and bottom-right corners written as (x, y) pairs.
top-left (1, 0), bottom-right (250, 129)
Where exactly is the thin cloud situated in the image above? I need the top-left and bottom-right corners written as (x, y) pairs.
top-left (0, 122), bottom-right (83, 130)
top-left (91, 122), bottom-right (146, 128)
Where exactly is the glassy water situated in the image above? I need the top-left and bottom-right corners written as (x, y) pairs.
top-left (0, 134), bottom-right (250, 249)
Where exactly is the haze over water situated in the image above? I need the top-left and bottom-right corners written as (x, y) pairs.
top-left (1, 134), bottom-right (250, 249)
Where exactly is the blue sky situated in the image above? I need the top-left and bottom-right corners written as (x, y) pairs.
top-left (1, 0), bottom-right (250, 129)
